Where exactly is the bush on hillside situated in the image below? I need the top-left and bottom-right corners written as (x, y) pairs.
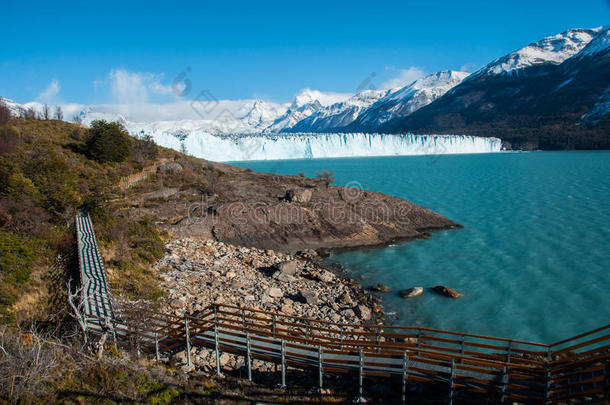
top-left (86, 120), bottom-right (132, 163)
top-left (0, 103), bottom-right (11, 126)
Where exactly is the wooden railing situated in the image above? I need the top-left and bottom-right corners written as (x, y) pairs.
top-left (75, 203), bottom-right (609, 403)
top-left (83, 302), bottom-right (609, 404)
top-left (117, 158), bottom-right (170, 190)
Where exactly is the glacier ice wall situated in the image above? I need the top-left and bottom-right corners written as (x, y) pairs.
top-left (130, 126), bottom-right (502, 161)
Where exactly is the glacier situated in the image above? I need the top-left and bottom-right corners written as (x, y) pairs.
top-left (132, 127), bottom-right (502, 161)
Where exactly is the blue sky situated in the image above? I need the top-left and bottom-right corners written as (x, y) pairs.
top-left (1, 0), bottom-right (608, 105)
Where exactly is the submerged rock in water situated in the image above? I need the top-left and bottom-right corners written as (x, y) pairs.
top-left (371, 283), bottom-right (390, 293)
top-left (432, 286), bottom-right (462, 298)
top-left (400, 287), bottom-right (424, 298)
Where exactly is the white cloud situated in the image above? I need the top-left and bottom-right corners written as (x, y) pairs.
top-left (106, 69), bottom-right (176, 104)
top-left (460, 63), bottom-right (478, 73)
top-left (380, 67), bottom-right (426, 90)
top-left (36, 79), bottom-right (60, 102)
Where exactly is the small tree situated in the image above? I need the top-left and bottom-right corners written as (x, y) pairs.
top-left (86, 120), bottom-right (132, 163)
top-left (42, 104), bottom-right (50, 120)
top-left (24, 108), bottom-right (37, 120)
top-left (72, 114), bottom-right (83, 125)
top-left (54, 106), bottom-right (63, 121)
top-left (0, 102), bottom-right (11, 126)
top-left (133, 133), bottom-right (158, 163)
top-left (315, 169), bottom-right (335, 187)
top-left (179, 141), bottom-right (187, 155)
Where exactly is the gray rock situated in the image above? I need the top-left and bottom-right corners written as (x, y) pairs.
top-left (316, 270), bottom-right (334, 282)
top-left (173, 350), bottom-right (188, 364)
top-left (273, 271), bottom-right (297, 283)
top-left (340, 308), bottom-right (356, 319)
top-left (400, 287), bottom-right (424, 298)
top-left (157, 162), bottom-right (183, 174)
top-left (266, 287), bottom-right (283, 298)
top-left (169, 297), bottom-right (186, 308)
top-left (275, 260), bottom-right (297, 275)
top-left (356, 305), bottom-right (372, 321)
top-left (285, 188), bottom-right (312, 204)
top-left (298, 291), bottom-right (318, 305)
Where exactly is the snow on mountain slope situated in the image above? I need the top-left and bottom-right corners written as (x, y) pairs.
top-left (472, 28), bottom-right (600, 77)
top-left (351, 71), bottom-right (470, 130)
top-left (264, 88), bottom-right (352, 132)
top-left (579, 26), bottom-right (610, 57)
top-left (286, 89), bottom-right (388, 132)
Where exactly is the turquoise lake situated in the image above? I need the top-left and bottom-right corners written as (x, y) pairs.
top-left (231, 152), bottom-right (610, 344)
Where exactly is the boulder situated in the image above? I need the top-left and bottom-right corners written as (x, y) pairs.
top-left (169, 297), bottom-right (186, 308)
top-left (432, 285), bottom-right (462, 298)
top-left (340, 308), bottom-right (356, 319)
top-left (157, 162), bottom-right (183, 174)
top-left (280, 303), bottom-right (293, 315)
top-left (173, 350), bottom-right (188, 364)
top-left (285, 188), bottom-right (312, 204)
top-left (371, 283), bottom-right (390, 293)
top-left (273, 271), bottom-right (297, 283)
top-left (356, 305), bottom-right (372, 321)
top-left (274, 260), bottom-right (297, 275)
top-left (266, 287), bottom-right (284, 298)
top-left (297, 248), bottom-right (318, 258)
top-left (400, 287), bottom-right (424, 298)
top-left (316, 270), bottom-right (334, 282)
top-left (298, 290), bottom-right (318, 305)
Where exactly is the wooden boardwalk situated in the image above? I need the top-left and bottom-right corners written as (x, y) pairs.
top-left (75, 215), bottom-right (610, 404)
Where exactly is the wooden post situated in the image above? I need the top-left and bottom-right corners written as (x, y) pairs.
top-left (459, 335), bottom-right (465, 364)
top-left (155, 332), bottom-right (160, 362)
top-left (545, 348), bottom-right (552, 404)
top-left (241, 308), bottom-right (246, 329)
top-left (416, 329), bottom-right (421, 349)
top-left (377, 326), bottom-right (381, 353)
top-left (501, 366), bottom-right (509, 405)
top-left (246, 332), bottom-right (252, 381)
top-left (402, 350), bottom-right (408, 405)
top-left (214, 324), bottom-right (222, 376)
top-left (272, 314), bottom-right (276, 335)
top-left (506, 340), bottom-right (512, 363)
top-left (339, 327), bottom-right (344, 350)
top-left (318, 344), bottom-right (323, 390)
top-left (449, 358), bottom-right (455, 405)
top-left (358, 347), bottom-right (364, 400)
top-left (280, 338), bottom-right (287, 388)
top-left (185, 317), bottom-right (192, 368)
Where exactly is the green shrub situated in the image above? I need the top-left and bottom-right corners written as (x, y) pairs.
top-left (0, 229), bottom-right (36, 284)
top-left (86, 120), bottom-right (132, 163)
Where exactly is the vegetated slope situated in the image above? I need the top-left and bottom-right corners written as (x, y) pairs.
top-left (0, 117), bottom-right (168, 323)
top-left (0, 114), bottom-right (459, 323)
top-left (380, 27), bottom-right (610, 150)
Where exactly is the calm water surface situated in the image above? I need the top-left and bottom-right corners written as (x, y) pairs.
top-left (231, 152), bottom-right (610, 343)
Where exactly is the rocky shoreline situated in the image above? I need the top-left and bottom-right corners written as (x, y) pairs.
top-left (154, 237), bottom-right (384, 370)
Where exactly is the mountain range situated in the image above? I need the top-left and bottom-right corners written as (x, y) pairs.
top-left (2, 26), bottom-right (609, 150)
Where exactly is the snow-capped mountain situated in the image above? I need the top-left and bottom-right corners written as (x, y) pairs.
top-left (379, 26), bottom-right (610, 149)
top-left (347, 71), bottom-right (470, 131)
top-left (264, 89), bottom-right (351, 133)
top-left (285, 89), bottom-right (387, 132)
top-left (470, 28), bottom-right (600, 78)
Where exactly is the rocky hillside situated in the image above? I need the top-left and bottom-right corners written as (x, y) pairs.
top-left (120, 158), bottom-right (459, 253)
